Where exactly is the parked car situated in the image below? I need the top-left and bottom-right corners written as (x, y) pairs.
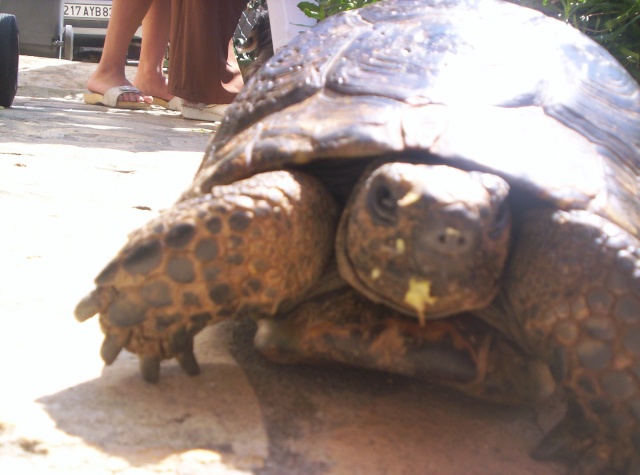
top-left (0, 1), bottom-right (140, 61)
top-left (64, 0), bottom-right (141, 61)
top-left (0, 0), bottom-right (66, 58)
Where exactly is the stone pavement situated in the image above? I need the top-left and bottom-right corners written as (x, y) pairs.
top-left (0, 56), bottom-right (565, 474)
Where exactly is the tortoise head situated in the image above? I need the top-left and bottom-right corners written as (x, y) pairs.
top-left (336, 162), bottom-right (511, 321)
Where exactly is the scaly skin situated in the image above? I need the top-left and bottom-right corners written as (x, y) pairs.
top-left (480, 208), bottom-right (640, 473)
top-left (75, 170), bottom-right (339, 382)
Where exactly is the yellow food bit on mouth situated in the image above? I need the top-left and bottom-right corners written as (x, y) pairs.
top-left (398, 190), bottom-right (421, 207)
top-left (445, 227), bottom-right (461, 238)
top-left (404, 278), bottom-right (437, 323)
top-left (396, 238), bottom-right (406, 254)
top-left (371, 267), bottom-right (381, 280)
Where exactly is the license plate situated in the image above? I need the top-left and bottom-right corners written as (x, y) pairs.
top-left (64, 3), bottom-right (112, 19)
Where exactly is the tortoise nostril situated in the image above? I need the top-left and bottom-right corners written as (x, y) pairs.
top-left (437, 232), bottom-right (466, 246)
top-left (431, 227), bottom-right (473, 255)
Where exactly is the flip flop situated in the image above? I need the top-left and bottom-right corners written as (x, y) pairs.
top-left (181, 102), bottom-right (228, 121)
top-left (152, 96), bottom-right (182, 111)
top-left (83, 85), bottom-right (151, 110)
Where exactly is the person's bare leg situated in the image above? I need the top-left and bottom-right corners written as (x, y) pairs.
top-left (133, 0), bottom-right (172, 101)
top-left (86, 0), bottom-right (154, 104)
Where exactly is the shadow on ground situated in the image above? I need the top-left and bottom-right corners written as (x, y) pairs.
top-left (39, 319), bottom-right (566, 475)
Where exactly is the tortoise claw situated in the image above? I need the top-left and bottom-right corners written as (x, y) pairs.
top-left (170, 326), bottom-right (191, 353)
top-left (531, 405), bottom-right (594, 465)
top-left (170, 327), bottom-right (200, 376)
top-left (100, 332), bottom-right (129, 365)
top-left (139, 355), bottom-right (161, 383)
top-left (75, 287), bottom-right (117, 322)
top-left (177, 348), bottom-right (200, 376)
top-left (100, 317), bottom-right (205, 381)
top-left (74, 290), bottom-right (102, 322)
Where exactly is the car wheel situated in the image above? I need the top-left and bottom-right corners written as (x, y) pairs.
top-left (63, 24), bottom-right (74, 61)
top-left (0, 13), bottom-right (19, 108)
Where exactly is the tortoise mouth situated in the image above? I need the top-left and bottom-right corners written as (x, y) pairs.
top-left (335, 233), bottom-right (503, 321)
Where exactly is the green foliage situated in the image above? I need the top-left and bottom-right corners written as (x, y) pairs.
top-left (297, 0), bottom-right (380, 20)
top-left (511, 0), bottom-right (640, 83)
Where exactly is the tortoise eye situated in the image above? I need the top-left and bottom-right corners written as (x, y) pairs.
top-left (368, 179), bottom-right (397, 225)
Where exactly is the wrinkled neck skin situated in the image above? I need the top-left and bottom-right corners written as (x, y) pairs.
top-left (295, 258), bottom-right (351, 304)
top-left (335, 162), bottom-right (512, 322)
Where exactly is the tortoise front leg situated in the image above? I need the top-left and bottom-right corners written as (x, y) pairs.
top-left (254, 288), bottom-right (555, 406)
top-left (481, 208), bottom-right (640, 473)
top-left (75, 170), bottom-right (338, 382)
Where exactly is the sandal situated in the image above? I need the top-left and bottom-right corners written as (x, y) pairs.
top-left (83, 85), bottom-right (151, 110)
top-left (181, 101), bottom-right (228, 121)
top-left (152, 96), bottom-right (182, 111)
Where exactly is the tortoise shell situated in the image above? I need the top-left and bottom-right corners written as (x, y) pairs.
top-left (184, 0), bottom-right (640, 238)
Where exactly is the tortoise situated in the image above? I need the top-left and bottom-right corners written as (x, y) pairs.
top-left (75, 0), bottom-right (640, 472)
